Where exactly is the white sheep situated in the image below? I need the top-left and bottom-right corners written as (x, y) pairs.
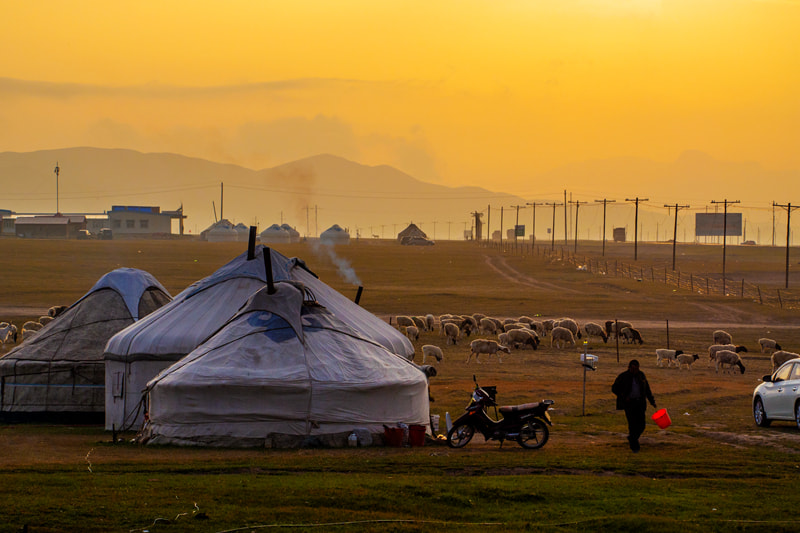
top-left (550, 326), bottom-right (576, 349)
top-left (675, 353), bottom-right (699, 370)
top-left (395, 316), bottom-right (415, 329)
top-left (478, 318), bottom-right (498, 335)
top-left (21, 321), bottom-right (44, 332)
top-left (708, 344), bottom-right (747, 366)
top-left (38, 315), bottom-right (54, 326)
top-left (771, 350), bottom-right (800, 372)
top-left (713, 330), bottom-right (733, 345)
top-left (405, 325), bottom-right (420, 341)
top-left (0, 323), bottom-right (15, 345)
top-left (444, 322), bottom-right (461, 345)
top-left (583, 322), bottom-right (608, 343)
top-left (530, 321), bottom-right (547, 337)
top-left (503, 323), bottom-right (526, 332)
top-left (506, 328), bottom-right (539, 350)
top-left (48, 305), bottom-right (68, 318)
top-left (425, 314), bottom-right (435, 332)
top-left (758, 338), bottom-right (782, 354)
top-left (605, 320), bottom-right (633, 339)
top-left (542, 319), bottom-right (556, 335)
top-left (715, 349), bottom-right (746, 374)
top-left (411, 316), bottom-right (427, 332)
top-left (497, 332), bottom-right (510, 347)
top-left (620, 327), bottom-right (644, 345)
top-left (421, 344), bottom-right (443, 364)
top-left (555, 318), bottom-right (582, 339)
top-left (466, 338), bottom-right (511, 364)
top-left (655, 349), bottom-right (683, 368)
top-left (21, 328), bottom-right (39, 342)
top-left (439, 318), bottom-right (461, 336)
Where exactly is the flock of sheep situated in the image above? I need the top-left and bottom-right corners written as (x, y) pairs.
top-left (0, 305), bottom-right (68, 348)
top-left (393, 313), bottom-right (797, 376)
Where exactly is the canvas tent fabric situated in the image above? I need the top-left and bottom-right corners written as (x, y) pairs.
top-left (259, 224), bottom-right (291, 244)
top-left (280, 224), bottom-right (301, 243)
top-left (319, 224), bottom-right (350, 244)
top-left (397, 223), bottom-right (433, 245)
top-left (0, 268), bottom-right (170, 420)
top-left (104, 245), bottom-right (413, 431)
top-left (140, 282), bottom-right (430, 447)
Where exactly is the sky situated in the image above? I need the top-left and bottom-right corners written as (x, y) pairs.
top-left (1, 0), bottom-right (799, 204)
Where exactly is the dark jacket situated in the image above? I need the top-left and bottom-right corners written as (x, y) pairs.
top-left (612, 370), bottom-right (655, 410)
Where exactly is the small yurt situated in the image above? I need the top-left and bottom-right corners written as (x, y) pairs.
top-left (206, 220), bottom-right (238, 242)
top-left (280, 224), bottom-right (301, 243)
top-left (104, 245), bottom-right (413, 431)
top-left (139, 282), bottom-right (430, 447)
top-left (234, 223), bottom-right (251, 242)
top-left (320, 224), bottom-right (350, 245)
top-left (259, 224), bottom-right (291, 244)
top-left (0, 268), bottom-right (171, 421)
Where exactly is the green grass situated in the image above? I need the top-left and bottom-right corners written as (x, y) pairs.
top-left (2, 237), bottom-right (800, 531)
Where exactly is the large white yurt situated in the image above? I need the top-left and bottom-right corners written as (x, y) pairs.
top-left (0, 268), bottom-right (171, 421)
top-left (319, 224), bottom-right (350, 244)
top-left (259, 224), bottom-right (291, 244)
top-left (234, 223), bottom-right (251, 242)
top-left (104, 245), bottom-right (413, 431)
top-left (280, 224), bottom-right (301, 243)
top-left (140, 282), bottom-right (430, 447)
top-left (207, 220), bottom-right (238, 242)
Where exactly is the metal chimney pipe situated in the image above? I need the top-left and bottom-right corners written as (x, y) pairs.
top-left (354, 286), bottom-right (364, 305)
top-left (247, 226), bottom-right (257, 260)
top-left (263, 247), bottom-right (276, 294)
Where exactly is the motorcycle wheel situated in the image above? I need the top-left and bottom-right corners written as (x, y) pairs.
top-left (447, 423), bottom-right (475, 448)
top-left (517, 419), bottom-right (549, 449)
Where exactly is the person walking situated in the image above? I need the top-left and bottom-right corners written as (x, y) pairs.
top-left (612, 359), bottom-right (656, 452)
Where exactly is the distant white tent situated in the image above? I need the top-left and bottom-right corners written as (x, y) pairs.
top-left (233, 223), bottom-right (251, 242)
top-left (259, 224), bottom-right (291, 244)
top-left (0, 268), bottom-right (170, 421)
top-left (320, 224), bottom-right (350, 244)
top-left (140, 282), bottom-right (430, 447)
top-left (280, 224), bottom-right (301, 243)
top-left (104, 245), bottom-right (413, 431)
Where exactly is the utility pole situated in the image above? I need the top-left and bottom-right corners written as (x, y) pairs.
top-left (315, 205), bottom-right (318, 238)
top-left (569, 200), bottom-right (585, 253)
top-left (53, 162), bottom-right (60, 215)
top-left (664, 203), bottom-right (690, 270)
top-left (487, 204), bottom-right (491, 242)
top-left (563, 190), bottom-right (568, 245)
top-left (711, 199), bottom-right (741, 295)
top-left (547, 202), bottom-right (563, 251)
top-left (303, 205), bottom-right (311, 237)
top-left (625, 197), bottom-right (649, 260)
top-left (526, 202), bottom-right (544, 248)
top-left (594, 199), bottom-right (616, 256)
top-left (774, 202), bottom-right (799, 288)
top-left (432, 221), bottom-right (437, 241)
top-left (510, 204), bottom-right (524, 245)
top-left (500, 207), bottom-right (504, 247)
top-left (447, 221), bottom-right (452, 241)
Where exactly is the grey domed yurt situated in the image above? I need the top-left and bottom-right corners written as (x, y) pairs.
top-left (104, 244), bottom-right (413, 431)
top-left (0, 268), bottom-right (171, 422)
top-left (280, 224), bottom-right (301, 243)
top-left (234, 223), bottom-right (251, 242)
top-left (139, 281), bottom-right (429, 447)
top-left (259, 224), bottom-right (291, 244)
top-left (319, 224), bottom-right (350, 244)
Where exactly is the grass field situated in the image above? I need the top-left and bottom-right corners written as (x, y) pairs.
top-left (1, 237), bottom-right (799, 532)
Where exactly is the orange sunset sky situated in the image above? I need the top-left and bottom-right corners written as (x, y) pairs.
top-left (1, 0), bottom-right (798, 205)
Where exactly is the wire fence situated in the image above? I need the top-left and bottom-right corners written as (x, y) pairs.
top-left (486, 240), bottom-right (800, 310)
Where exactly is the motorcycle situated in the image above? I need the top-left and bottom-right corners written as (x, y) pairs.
top-left (447, 375), bottom-right (554, 449)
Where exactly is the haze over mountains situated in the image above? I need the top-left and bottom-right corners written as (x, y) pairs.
top-left (0, 147), bottom-right (795, 242)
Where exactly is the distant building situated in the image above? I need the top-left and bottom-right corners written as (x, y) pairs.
top-left (0, 209), bottom-right (13, 236)
top-left (108, 205), bottom-right (186, 236)
top-left (14, 215), bottom-right (87, 239)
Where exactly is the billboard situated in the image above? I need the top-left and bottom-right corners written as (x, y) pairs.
top-left (514, 224), bottom-right (525, 237)
top-left (695, 213), bottom-right (742, 237)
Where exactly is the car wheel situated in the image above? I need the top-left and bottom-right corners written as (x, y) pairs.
top-left (753, 397), bottom-right (771, 427)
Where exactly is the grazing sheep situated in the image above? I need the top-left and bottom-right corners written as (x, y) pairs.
top-left (530, 321), bottom-right (547, 337)
top-left (21, 321), bottom-right (44, 332)
top-left (471, 313), bottom-right (486, 323)
top-left (425, 314), bottom-right (435, 332)
top-left (0, 323), bottom-right (15, 344)
top-left (715, 349), bottom-right (746, 374)
top-left (21, 328), bottom-right (39, 342)
top-left (411, 316), bottom-right (427, 332)
top-left (503, 323), bottom-right (526, 332)
top-left (676, 353), bottom-right (700, 370)
top-left (497, 332), bottom-right (510, 347)
top-left (708, 344), bottom-right (747, 365)
top-left (517, 316), bottom-right (536, 326)
top-left (555, 318), bottom-right (582, 339)
top-left (541, 319), bottom-right (556, 335)
top-left (439, 318), bottom-right (461, 336)
top-left (444, 322), bottom-right (461, 345)
top-left (583, 322), bottom-right (608, 343)
top-left (506, 328), bottom-right (539, 350)
top-left (48, 305), bottom-right (68, 318)
top-left (405, 325), bottom-right (420, 341)
top-left (466, 338), bottom-right (511, 364)
top-left (395, 316), bottom-right (415, 329)
top-left (459, 317), bottom-right (477, 337)
top-left (421, 344), bottom-right (444, 364)
top-left (758, 338), bottom-right (782, 354)
top-left (38, 315), bottom-right (54, 326)
top-left (605, 320), bottom-right (633, 339)
top-left (771, 350), bottom-right (800, 372)
top-left (713, 330), bottom-right (733, 345)
top-left (620, 327), bottom-right (644, 345)
top-left (478, 318), bottom-right (498, 335)
top-left (550, 326), bottom-right (576, 349)
top-left (656, 349), bottom-right (684, 368)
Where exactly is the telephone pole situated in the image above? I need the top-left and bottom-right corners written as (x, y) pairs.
top-left (625, 197), bottom-right (649, 260)
top-left (526, 202), bottom-right (544, 248)
top-left (711, 199), bottom-right (740, 295)
top-left (547, 202), bottom-right (563, 251)
top-left (569, 200), bottom-right (585, 253)
top-left (664, 203), bottom-right (690, 270)
top-left (510, 204), bottom-right (524, 245)
top-left (53, 162), bottom-right (61, 215)
top-left (594, 199), bottom-right (616, 256)
top-left (773, 202), bottom-right (799, 288)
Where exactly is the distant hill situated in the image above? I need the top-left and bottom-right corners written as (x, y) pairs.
top-left (0, 148), bottom-right (523, 237)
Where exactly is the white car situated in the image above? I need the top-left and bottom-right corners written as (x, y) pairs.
top-left (753, 358), bottom-right (800, 428)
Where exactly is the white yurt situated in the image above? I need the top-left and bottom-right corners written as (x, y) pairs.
top-left (139, 282), bottom-right (430, 447)
top-left (104, 245), bottom-right (413, 431)
top-left (234, 223), bottom-right (251, 242)
top-left (280, 224), bottom-right (301, 243)
top-left (0, 268), bottom-right (171, 421)
top-left (259, 224), bottom-right (291, 244)
top-left (320, 224), bottom-right (350, 244)
top-left (207, 220), bottom-right (238, 242)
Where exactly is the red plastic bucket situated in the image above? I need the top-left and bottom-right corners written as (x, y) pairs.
top-left (651, 408), bottom-right (672, 429)
top-left (408, 425), bottom-right (426, 447)
top-left (383, 427), bottom-right (404, 447)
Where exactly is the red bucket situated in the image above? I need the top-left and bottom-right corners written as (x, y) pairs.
top-left (408, 425), bottom-right (426, 447)
top-left (651, 408), bottom-right (672, 429)
top-left (383, 426), bottom-right (404, 447)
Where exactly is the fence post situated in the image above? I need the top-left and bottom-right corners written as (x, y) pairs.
top-left (758, 285), bottom-right (762, 305)
top-left (677, 271), bottom-right (680, 288)
top-left (706, 278), bottom-right (710, 295)
top-left (778, 289), bottom-right (783, 308)
top-left (651, 267), bottom-right (655, 282)
top-left (741, 279), bottom-right (745, 299)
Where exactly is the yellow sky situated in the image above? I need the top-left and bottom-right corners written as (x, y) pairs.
top-left (1, 0), bottom-right (798, 198)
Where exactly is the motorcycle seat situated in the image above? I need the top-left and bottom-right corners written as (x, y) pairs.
top-left (499, 402), bottom-right (540, 414)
